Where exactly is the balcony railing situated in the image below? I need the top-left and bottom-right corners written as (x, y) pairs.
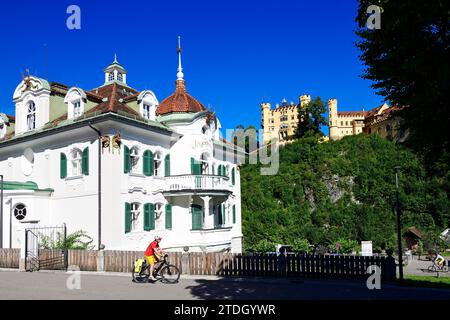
top-left (165, 174), bottom-right (232, 193)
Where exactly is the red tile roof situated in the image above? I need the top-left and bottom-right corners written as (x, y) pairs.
top-left (85, 83), bottom-right (140, 116)
top-left (157, 80), bottom-right (206, 115)
top-left (47, 82), bottom-right (142, 127)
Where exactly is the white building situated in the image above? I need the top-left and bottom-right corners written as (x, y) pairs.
top-left (0, 41), bottom-right (243, 253)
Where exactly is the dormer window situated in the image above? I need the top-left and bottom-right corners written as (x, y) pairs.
top-left (65, 88), bottom-right (86, 120)
top-left (143, 104), bottom-right (151, 120)
top-left (73, 101), bottom-right (82, 118)
top-left (138, 91), bottom-right (158, 121)
top-left (27, 101), bottom-right (36, 130)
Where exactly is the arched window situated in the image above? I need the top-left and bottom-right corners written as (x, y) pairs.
top-left (155, 203), bottom-right (164, 230)
top-left (143, 104), bottom-right (151, 120)
top-left (200, 153), bottom-right (210, 175)
top-left (202, 125), bottom-right (210, 135)
top-left (27, 101), bottom-right (36, 130)
top-left (70, 149), bottom-right (82, 177)
top-left (130, 147), bottom-right (140, 173)
top-left (154, 152), bottom-right (162, 176)
top-left (131, 203), bottom-right (142, 231)
top-left (73, 100), bottom-right (82, 118)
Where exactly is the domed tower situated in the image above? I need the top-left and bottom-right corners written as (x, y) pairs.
top-left (157, 37), bottom-right (207, 116)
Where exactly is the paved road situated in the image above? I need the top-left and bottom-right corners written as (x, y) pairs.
top-left (405, 258), bottom-right (450, 277)
top-left (0, 270), bottom-right (449, 300)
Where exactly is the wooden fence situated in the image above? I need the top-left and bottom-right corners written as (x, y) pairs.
top-left (0, 249), bottom-right (395, 281)
top-left (0, 249), bottom-right (20, 268)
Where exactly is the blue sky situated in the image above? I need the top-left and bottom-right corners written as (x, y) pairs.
top-left (0, 0), bottom-right (384, 134)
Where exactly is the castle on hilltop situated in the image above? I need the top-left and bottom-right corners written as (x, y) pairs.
top-left (260, 95), bottom-right (407, 144)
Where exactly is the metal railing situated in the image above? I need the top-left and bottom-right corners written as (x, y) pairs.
top-left (165, 174), bottom-right (232, 193)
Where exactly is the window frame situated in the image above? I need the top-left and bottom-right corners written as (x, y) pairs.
top-left (69, 148), bottom-right (83, 178)
top-left (27, 101), bottom-right (36, 130)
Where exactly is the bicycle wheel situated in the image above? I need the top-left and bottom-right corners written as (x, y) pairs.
top-left (442, 265), bottom-right (449, 272)
top-left (160, 264), bottom-right (180, 284)
top-left (132, 260), bottom-right (150, 283)
top-left (428, 265), bottom-right (437, 272)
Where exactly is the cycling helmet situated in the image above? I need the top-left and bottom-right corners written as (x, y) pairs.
top-left (154, 235), bottom-right (162, 240)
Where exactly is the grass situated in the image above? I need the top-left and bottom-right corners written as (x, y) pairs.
top-left (441, 251), bottom-right (450, 257)
top-left (402, 275), bottom-right (450, 290)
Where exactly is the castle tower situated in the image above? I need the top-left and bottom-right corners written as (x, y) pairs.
top-left (261, 102), bottom-right (272, 143)
top-left (328, 98), bottom-right (338, 140)
top-left (299, 94), bottom-right (311, 107)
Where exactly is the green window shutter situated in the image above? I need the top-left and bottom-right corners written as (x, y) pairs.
top-left (164, 154), bottom-right (171, 177)
top-left (217, 165), bottom-right (221, 176)
top-left (60, 153), bottom-right (67, 179)
top-left (231, 168), bottom-right (235, 185)
top-left (82, 147), bottom-right (89, 175)
top-left (124, 145), bottom-right (131, 173)
top-left (192, 205), bottom-right (202, 230)
top-left (191, 157), bottom-right (201, 175)
top-left (143, 150), bottom-right (154, 176)
top-left (144, 203), bottom-right (155, 231)
top-left (233, 205), bottom-right (236, 224)
top-left (212, 164), bottom-right (215, 176)
top-left (165, 204), bottom-right (172, 229)
top-left (125, 203), bottom-right (131, 233)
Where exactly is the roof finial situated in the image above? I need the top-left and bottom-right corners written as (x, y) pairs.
top-left (177, 36), bottom-right (184, 81)
top-left (114, 53), bottom-right (118, 63)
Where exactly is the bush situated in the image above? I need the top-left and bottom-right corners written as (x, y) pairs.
top-left (40, 230), bottom-right (94, 250)
top-left (251, 240), bottom-right (276, 254)
top-left (292, 239), bottom-right (311, 254)
top-left (334, 239), bottom-right (359, 254)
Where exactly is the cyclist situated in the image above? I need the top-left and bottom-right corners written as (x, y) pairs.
top-left (434, 252), bottom-right (446, 269)
top-left (145, 236), bottom-right (165, 281)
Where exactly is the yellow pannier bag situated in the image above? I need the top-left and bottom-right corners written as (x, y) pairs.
top-left (134, 259), bottom-right (145, 273)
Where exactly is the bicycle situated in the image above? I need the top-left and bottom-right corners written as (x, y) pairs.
top-left (132, 254), bottom-right (180, 284)
top-left (427, 260), bottom-right (449, 273)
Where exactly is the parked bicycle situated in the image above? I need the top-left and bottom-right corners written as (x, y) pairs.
top-left (132, 254), bottom-right (180, 284)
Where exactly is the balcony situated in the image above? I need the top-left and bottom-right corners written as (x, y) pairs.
top-left (163, 174), bottom-right (233, 196)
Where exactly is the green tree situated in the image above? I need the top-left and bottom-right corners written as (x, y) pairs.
top-left (240, 134), bottom-right (450, 253)
top-left (297, 97), bottom-right (327, 138)
top-left (355, 0), bottom-right (450, 175)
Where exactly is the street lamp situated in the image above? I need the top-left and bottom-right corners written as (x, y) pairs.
top-left (395, 167), bottom-right (404, 282)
